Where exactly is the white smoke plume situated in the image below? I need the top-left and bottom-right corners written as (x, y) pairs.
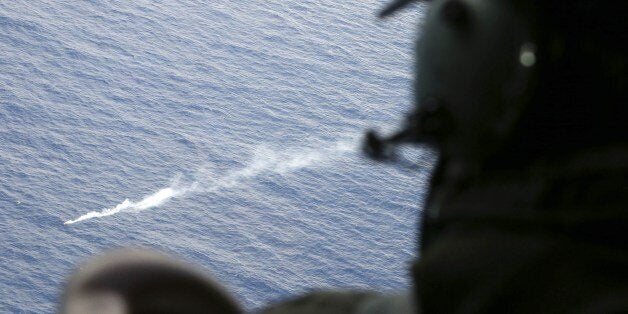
top-left (64, 140), bottom-right (356, 225)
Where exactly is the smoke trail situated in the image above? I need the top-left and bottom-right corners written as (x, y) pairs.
top-left (64, 139), bottom-right (357, 225)
top-left (64, 188), bottom-right (181, 224)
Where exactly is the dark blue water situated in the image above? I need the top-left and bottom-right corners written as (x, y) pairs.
top-left (0, 1), bottom-right (434, 312)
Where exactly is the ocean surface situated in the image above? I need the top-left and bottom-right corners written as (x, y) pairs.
top-left (0, 1), bottom-right (435, 312)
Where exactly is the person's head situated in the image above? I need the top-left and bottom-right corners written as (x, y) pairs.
top-left (62, 249), bottom-right (241, 314)
top-left (369, 0), bottom-right (627, 173)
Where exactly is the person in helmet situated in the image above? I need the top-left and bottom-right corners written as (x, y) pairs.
top-left (365, 0), bottom-right (628, 313)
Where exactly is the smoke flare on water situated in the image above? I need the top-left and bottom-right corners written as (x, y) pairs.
top-left (64, 140), bottom-right (357, 225)
top-left (63, 188), bottom-right (179, 224)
